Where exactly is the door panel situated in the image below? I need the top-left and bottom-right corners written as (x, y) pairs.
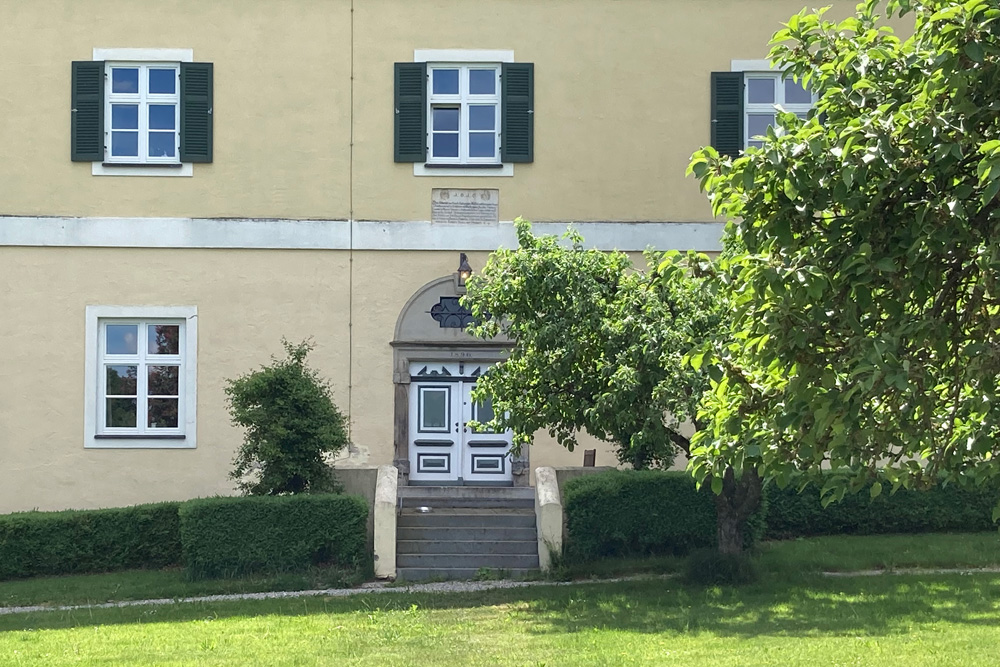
top-left (408, 361), bottom-right (513, 485)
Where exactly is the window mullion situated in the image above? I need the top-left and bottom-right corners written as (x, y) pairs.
top-left (138, 321), bottom-right (147, 434)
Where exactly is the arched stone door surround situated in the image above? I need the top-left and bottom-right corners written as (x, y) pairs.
top-left (390, 273), bottom-right (527, 485)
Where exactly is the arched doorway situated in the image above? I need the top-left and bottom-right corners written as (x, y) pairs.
top-left (390, 272), bottom-right (527, 486)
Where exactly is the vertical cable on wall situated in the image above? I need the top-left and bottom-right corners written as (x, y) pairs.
top-left (347, 0), bottom-right (356, 444)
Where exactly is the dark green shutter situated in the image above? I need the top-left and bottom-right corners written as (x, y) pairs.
top-left (71, 61), bottom-right (104, 161)
top-left (501, 62), bottom-right (533, 163)
top-left (394, 62), bottom-right (427, 162)
top-left (711, 72), bottom-right (744, 158)
top-left (180, 62), bottom-right (213, 163)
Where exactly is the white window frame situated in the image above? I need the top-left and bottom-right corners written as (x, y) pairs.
top-left (92, 48), bottom-right (194, 177)
top-left (427, 65), bottom-right (501, 166)
top-left (105, 63), bottom-right (181, 166)
top-left (731, 60), bottom-right (817, 150)
top-left (413, 49), bottom-right (514, 177)
top-left (84, 306), bottom-right (198, 449)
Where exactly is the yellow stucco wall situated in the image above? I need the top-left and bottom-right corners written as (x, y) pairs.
top-left (1, 0), bottom-right (352, 219)
top-left (0, 0), bottom-right (856, 222)
top-left (0, 0), bottom-right (874, 511)
top-left (0, 247), bottom-right (351, 511)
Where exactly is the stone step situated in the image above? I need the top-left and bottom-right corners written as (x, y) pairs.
top-left (398, 486), bottom-right (535, 500)
top-left (395, 567), bottom-right (538, 582)
top-left (397, 553), bottom-right (540, 569)
top-left (398, 486), bottom-right (535, 510)
top-left (397, 525), bottom-right (537, 542)
top-left (397, 539), bottom-right (538, 556)
top-left (398, 512), bottom-right (536, 529)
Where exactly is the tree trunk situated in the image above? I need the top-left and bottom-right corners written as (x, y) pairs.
top-left (713, 466), bottom-right (763, 555)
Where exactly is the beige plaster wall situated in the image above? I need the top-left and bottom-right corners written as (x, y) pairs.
top-left (0, 0), bottom-right (857, 222)
top-left (352, 0), bottom-right (854, 223)
top-left (0, 246), bottom-right (351, 512)
top-left (0, 0), bottom-right (352, 219)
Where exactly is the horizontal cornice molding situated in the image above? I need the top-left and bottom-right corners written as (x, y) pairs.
top-left (0, 217), bottom-right (725, 252)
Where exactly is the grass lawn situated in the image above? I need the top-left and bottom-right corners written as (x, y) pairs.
top-left (2, 574), bottom-right (1000, 665)
top-left (2, 532), bottom-right (1000, 665)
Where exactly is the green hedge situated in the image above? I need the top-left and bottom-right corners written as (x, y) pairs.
top-left (563, 470), bottom-right (766, 560)
top-left (0, 502), bottom-right (181, 580)
top-left (179, 494), bottom-right (368, 579)
top-left (765, 475), bottom-right (1000, 539)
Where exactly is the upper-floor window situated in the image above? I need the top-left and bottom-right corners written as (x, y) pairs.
top-left (744, 73), bottom-right (815, 149)
top-left (71, 49), bottom-right (213, 176)
top-left (427, 65), bottom-right (501, 165)
top-left (394, 50), bottom-right (533, 176)
top-left (710, 65), bottom-right (818, 158)
top-left (106, 64), bottom-right (181, 164)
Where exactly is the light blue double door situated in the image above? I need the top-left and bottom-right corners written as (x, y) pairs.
top-left (407, 361), bottom-right (512, 485)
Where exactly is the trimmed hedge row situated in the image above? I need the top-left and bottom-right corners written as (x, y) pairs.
top-left (0, 493), bottom-right (369, 581)
top-left (179, 494), bottom-right (368, 579)
top-left (563, 470), bottom-right (766, 560)
top-left (0, 502), bottom-right (182, 580)
top-left (765, 476), bottom-right (1000, 539)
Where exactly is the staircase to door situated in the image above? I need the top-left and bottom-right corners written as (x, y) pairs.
top-left (395, 486), bottom-right (540, 581)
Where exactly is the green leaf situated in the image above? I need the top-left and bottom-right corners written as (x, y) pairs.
top-left (870, 481), bottom-right (883, 499)
top-left (965, 41), bottom-right (984, 63)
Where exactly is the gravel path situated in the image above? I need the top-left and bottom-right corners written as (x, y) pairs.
top-left (0, 575), bottom-right (657, 617)
top-left (4, 567), bottom-right (1000, 617)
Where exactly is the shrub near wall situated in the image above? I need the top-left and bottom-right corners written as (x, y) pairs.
top-left (563, 470), bottom-right (766, 560)
top-left (766, 475), bottom-right (1000, 539)
top-left (0, 503), bottom-right (181, 581)
top-left (179, 494), bottom-right (368, 579)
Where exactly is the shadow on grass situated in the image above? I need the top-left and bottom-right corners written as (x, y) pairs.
top-left (2, 572), bottom-right (999, 638)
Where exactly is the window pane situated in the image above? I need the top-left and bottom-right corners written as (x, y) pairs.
top-left (148, 132), bottom-right (176, 158)
top-left (148, 68), bottom-right (176, 95)
top-left (148, 366), bottom-right (179, 396)
top-left (106, 365), bottom-right (138, 395)
top-left (469, 105), bottom-right (495, 131)
top-left (111, 105), bottom-right (139, 129)
top-left (148, 325), bottom-right (180, 354)
top-left (784, 78), bottom-right (812, 105)
top-left (469, 69), bottom-right (496, 95)
top-left (422, 389), bottom-right (448, 429)
top-left (432, 108), bottom-right (459, 131)
top-left (112, 68), bottom-right (139, 94)
top-left (106, 398), bottom-right (137, 427)
top-left (432, 69), bottom-right (459, 95)
top-left (112, 132), bottom-right (139, 157)
top-left (747, 78), bottom-right (775, 104)
top-left (469, 132), bottom-right (496, 158)
top-left (748, 140), bottom-right (765, 150)
top-left (148, 105), bottom-right (176, 130)
top-left (747, 113), bottom-right (775, 139)
top-left (148, 398), bottom-right (179, 428)
top-left (106, 324), bottom-right (139, 354)
top-left (432, 133), bottom-right (459, 158)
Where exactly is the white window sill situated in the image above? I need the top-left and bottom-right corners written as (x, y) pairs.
top-left (414, 163), bottom-right (513, 177)
top-left (93, 162), bottom-right (193, 177)
top-left (87, 435), bottom-right (194, 449)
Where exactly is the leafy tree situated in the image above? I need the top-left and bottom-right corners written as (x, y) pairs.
top-left (226, 339), bottom-right (349, 495)
top-left (465, 219), bottom-right (763, 553)
top-left (688, 0), bottom-right (1000, 505)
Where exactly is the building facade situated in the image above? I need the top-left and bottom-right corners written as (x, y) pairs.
top-left (0, 0), bottom-right (835, 513)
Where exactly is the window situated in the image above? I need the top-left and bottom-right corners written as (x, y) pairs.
top-left (106, 64), bottom-right (180, 163)
top-left (71, 49), bottom-right (213, 176)
top-left (84, 306), bottom-right (197, 448)
top-left (710, 66), bottom-right (817, 158)
top-left (395, 50), bottom-right (533, 176)
top-left (427, 66), bottom-right (501, 165)
top-left (744, 73), bottom-right (815, 149)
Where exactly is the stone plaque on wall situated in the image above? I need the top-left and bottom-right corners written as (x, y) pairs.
top-left (431, 188), bottom-right (499, 225)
